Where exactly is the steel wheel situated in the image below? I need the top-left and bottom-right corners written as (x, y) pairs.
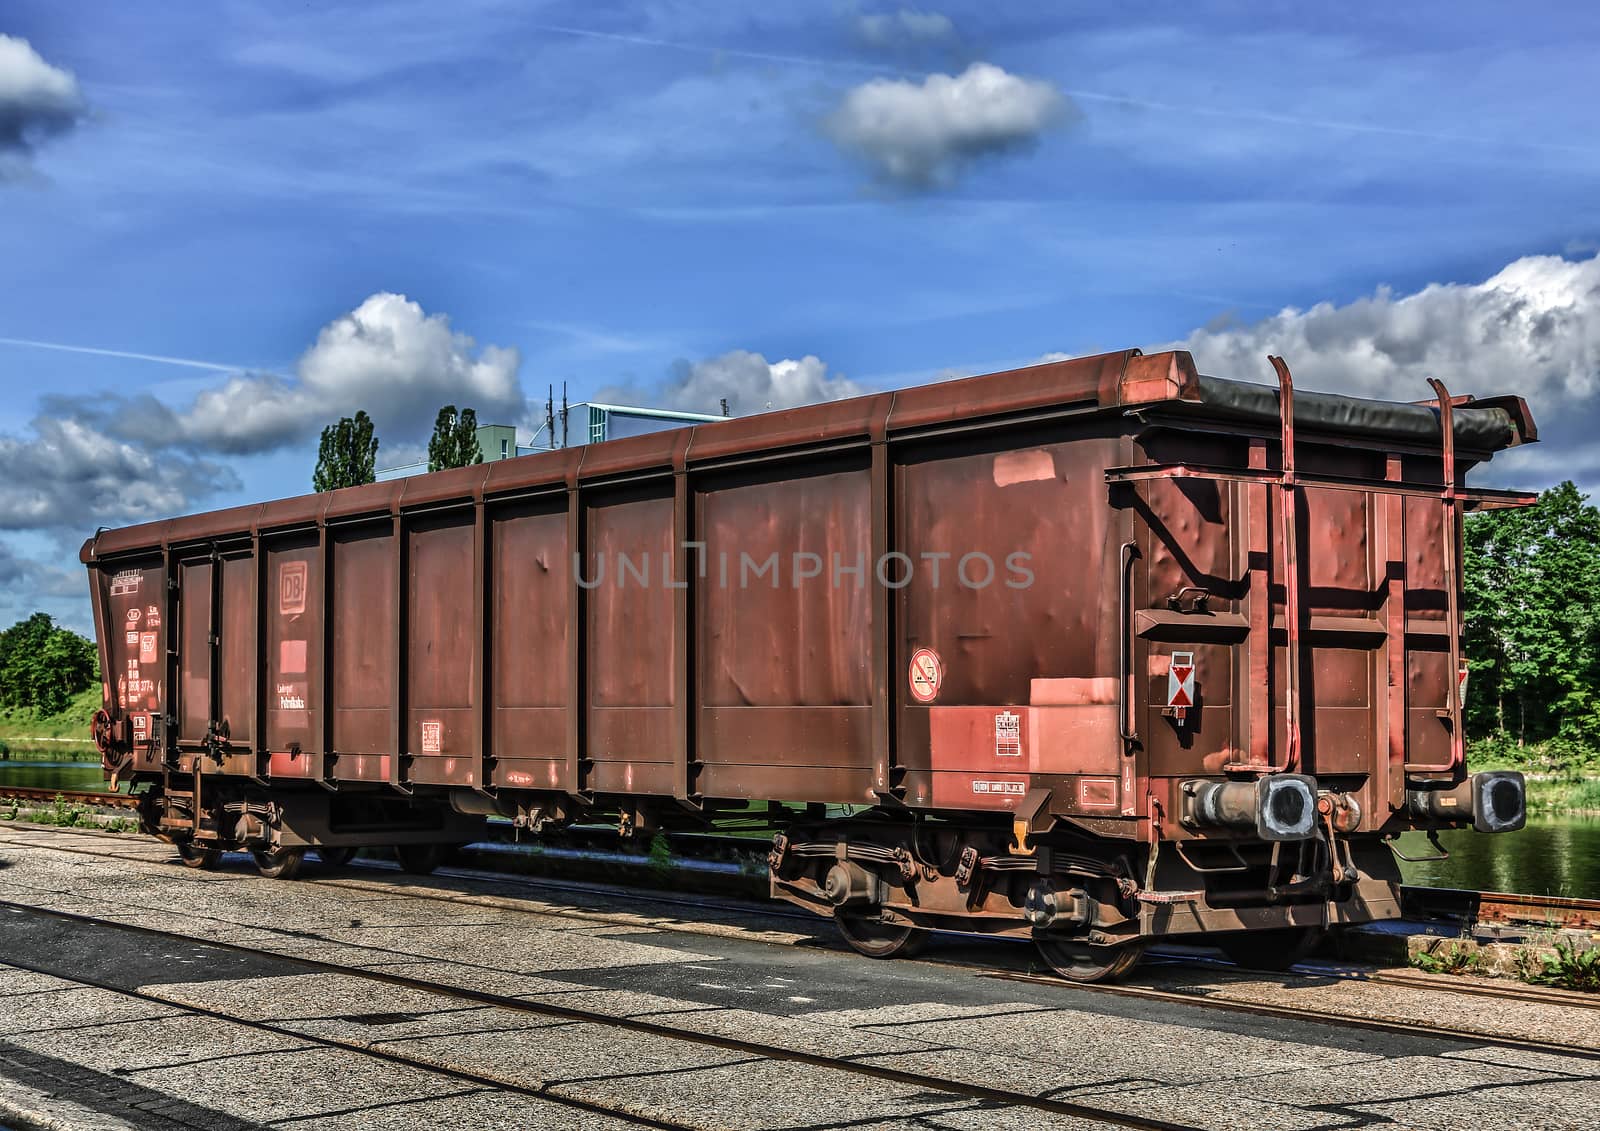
top-left (175, 839), bottom-right (222, 870)
top-left (317, 846), bottom-right (357, 868)
top-left (1034, 932), bottom-right (1144, 983)
top-left (1216, 927), bottom-right (1324, 971)
top-left (395, 843), bottom-right (444, 875)
top-left (252, 846), bottom-right (305, 880)
top-left (834, 910), bottom-right (930, 959)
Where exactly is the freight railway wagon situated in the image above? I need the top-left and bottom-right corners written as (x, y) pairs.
top-left (84, 349), bottom-right (1536, 981)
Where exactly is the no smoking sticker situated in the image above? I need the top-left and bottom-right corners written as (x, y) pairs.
top-left (908, 647), bottom-right (943, 703)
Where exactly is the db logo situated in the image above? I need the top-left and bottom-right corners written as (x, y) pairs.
top-left (279, 561), bottom-right (308, 616)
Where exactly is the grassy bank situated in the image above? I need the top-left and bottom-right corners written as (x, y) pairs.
top-left (0, 687), bottom-right (100, 761)
top-left (1524, 777), bottom-right (1600, 813)
top-left (1469, 737), bottom-right (1600, 815)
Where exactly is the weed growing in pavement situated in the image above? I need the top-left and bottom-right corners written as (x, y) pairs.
top-left (1533, 941), bottom-right (1600, 992)
top-left (23, 794), bottom-right (93, 828)
top-left (1411, 940), bottom-right (1484, 976)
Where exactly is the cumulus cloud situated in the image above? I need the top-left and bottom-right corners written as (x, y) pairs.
top-left (1161, 252), bottom-right (1600, 408)
top-left (602, 350), bottom-right (866, 418)
top-left (47, 293), bottom-right (525, 456)
top-left (0, 34), bottom-right (86, 177)
top-left (0, 539), bottom-right (79, 595)
top-left (825, 62), bottom-right (1073, 190)
top-left (0, 414), bottom-right (238, 533)
top-left (855, 8), bottom-right (956, 48)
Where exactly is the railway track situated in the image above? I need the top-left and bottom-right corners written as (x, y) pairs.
top-left (1, 822), bottom-right (1595, 1070)
top-left (1, 899), bottom-right (1207, 1131)
top-left (0, 785), bottom-right (139, 811)
top-left (0, 911), bottom-right (686, 1131)
top-left (2, 811), bottom-right (1595, 967)
top-left (5, 795), bottom-right (1594, 935)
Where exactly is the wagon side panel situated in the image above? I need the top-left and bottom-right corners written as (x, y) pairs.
top-left (490, 497), bottom-right (572, 791)
top-left (330, 523), bottom-right (396, 781)
top-left (585, 488), bottom-right (676, 797)
top-left (695, 457), bottom-right (875, 804)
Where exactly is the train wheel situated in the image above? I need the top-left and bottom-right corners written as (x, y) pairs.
top-left (252, 846), bottom-right (305, 880)
top-left (317, 846), bottom-right (356, 868)
top-left (175, 839), bottom-right (221, 870)
top-left (1034, 933), bottom-right (1144, 983)
top-left (395, 843), bottom-right (444, 875)
top-left (834, 911), bottom-right (930, 959)
top-left (1216, 927), bottom-right (1324, 971)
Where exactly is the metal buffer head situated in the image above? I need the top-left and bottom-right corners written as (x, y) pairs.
top-left (1182, 774), bottom-right (1320, 841)
top-left (1406, 771), bottom-right (1526, 834)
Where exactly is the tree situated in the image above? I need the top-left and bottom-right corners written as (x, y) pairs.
top-left (1463, 481), bottom-right (1600, 752)
top-left (0, 613), bottom-right (99, 716)
top-left (427, 404), bottom-right (483, 473)
top-left (312, 411), bottom-right (379, 492)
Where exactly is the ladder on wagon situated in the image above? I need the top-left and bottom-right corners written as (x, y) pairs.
top-left (1105, 355), bottom-right (1533, 778)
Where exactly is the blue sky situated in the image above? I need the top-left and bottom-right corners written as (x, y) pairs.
top-left (2, 1), bottom-right (1598, 629)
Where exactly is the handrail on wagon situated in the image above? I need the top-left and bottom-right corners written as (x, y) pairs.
top-left (1108, 361), bottom-right (1537, 781)
top-left (1269, 357), bottom-right (1303, 775)
top-left (1403, 377), bottom-right (1467, 776)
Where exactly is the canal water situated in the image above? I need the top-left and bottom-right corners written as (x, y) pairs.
top-left (2, 761), bottom-right (1595, 899)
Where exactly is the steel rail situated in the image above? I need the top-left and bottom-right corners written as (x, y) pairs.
top-left (4, 821), bottom-right (1596, 1031)
top-left (978, 968), bottom-right (1600, 1060)
top-left (0, 924), bottom-right (687, 1131)
top-left (0, 785), bottom-right (139, 811)
top-left (0, 898), bottom-right (1206, 1131)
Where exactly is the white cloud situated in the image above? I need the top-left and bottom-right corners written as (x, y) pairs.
top-left (855, 8), bottom-right (956, 48)
top-left (604, 350), bottom-right (866, 418)
top-left (52, 293), bottom-right (525, 456)
top-left (296, 292), bottom-right (523, 417)
top-left (1161, 252), bottom-right (1600, 408)
top-left (825, 62), bottom-right (1073, 190)
top-left (0, 34), bottom-right (86, 177)
top-left (0, 415), bottom-right (238, 532)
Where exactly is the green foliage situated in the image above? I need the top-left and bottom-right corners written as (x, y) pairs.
top-left (1532, 940), bottom-right (1600, 992)
top-left (0, 613), bottom-right (99, 716)
top-left (647, 832), bottom-right (673, 877)
top-left (426, 404), bottom-right (483, 473)
top-left (1464, 482), bottom-right (1600, 769)
top-left (312, 410), bottom-right (379, 491)
top-left (1410, 940), bottom-right (1484, 976)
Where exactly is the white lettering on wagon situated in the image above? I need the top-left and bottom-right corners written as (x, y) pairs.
top-left (972, 779), bottom-right (1026, 796)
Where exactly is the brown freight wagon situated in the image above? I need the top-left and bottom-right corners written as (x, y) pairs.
top-left (83, 348), bottom-right (1535, 980)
